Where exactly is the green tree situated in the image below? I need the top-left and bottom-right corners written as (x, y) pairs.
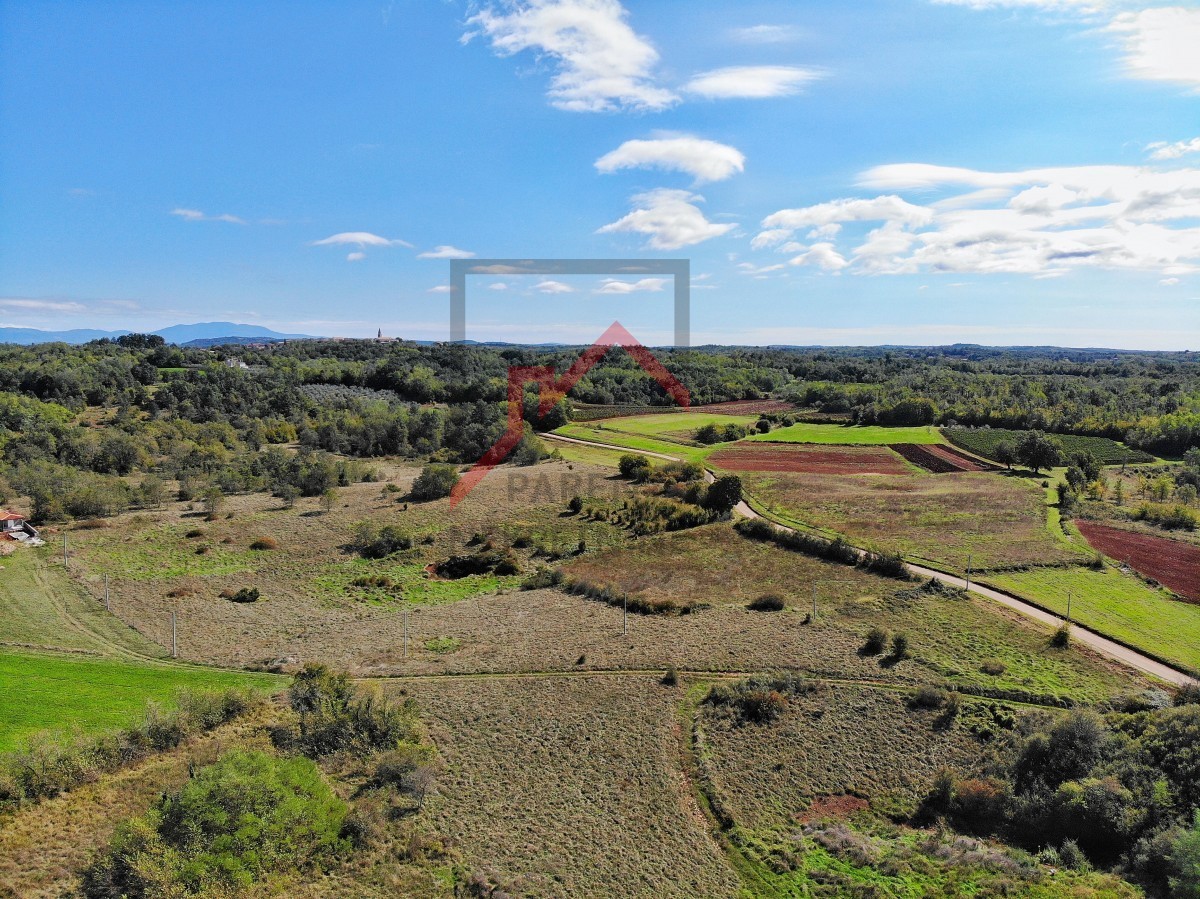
top-left (1017, 431), bottom-right (1063, 474)
top-left (411, 463), bottom-right (459, 501)
top-left (994, 440), bottom-right (1017, 470)
top-left (1168, 810), bottom-right (1200, 898)
top-left (704, 475), bottom-right (743, 515)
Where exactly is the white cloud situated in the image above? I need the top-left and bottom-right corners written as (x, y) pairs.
top-left (754, 162), bottom-right (1200, 277)
top-left (0, 298), bottom-right (87, 313)
top-left (787, 243), bottom-right (849, 272)
top-left (535, 279), bottom-right (575, 293)
top-left (729, 24), bottom-right (801, 43)
top-left (1109, 7), bottom-right (1200, 91)
top-left (1160, 277), bottom-right (1180, 286)
top-left (311, 232), bottom-right (411, 248)
top-left (418, 245), bottom-right (476, 259)
top-left (465, 0), bottom-right (676, 112)
top-left (1147, 137), bottom-right (1200, 161)
top-left (489, 282), bottom-right (509, 290)
top-left (171, 208), bottom-right (245, 224)
top-left (595, 136), bottom-right (745, 184)
top-left (428, 285), bottom-right (452, 293)
top-left (684, 65), bottom-right (823, 99)
top-left (598, 188), bottom-right (736, 250)
top-left (594, 277), bottom-right (668, 293)
top-left (347, 252), bottom-right (366, 262)
top-left (737, 262), bottom-right (787, 276)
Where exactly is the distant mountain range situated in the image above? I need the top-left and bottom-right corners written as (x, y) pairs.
top-left (0, 322), bottom-right (315, 346)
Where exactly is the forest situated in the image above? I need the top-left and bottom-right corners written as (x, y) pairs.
top-left (1, 336), bottom-right (1198, 524)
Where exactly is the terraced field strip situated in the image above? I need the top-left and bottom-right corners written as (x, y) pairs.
top-left (1075, 521), bottom-right (1200, 602)
top-left (890, 443), bottom-right (999, 473)
top-left (709, 443), bottom-right (908, 475)
top-left (744, 423), bottom-right (945, 445)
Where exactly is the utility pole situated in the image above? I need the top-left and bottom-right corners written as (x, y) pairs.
top-left (1066, 590), bottom-right (1072, 624)
top-left (171, 611), bottom-right (177, 659)
top-left (965, 555), bottom-right (972, 591)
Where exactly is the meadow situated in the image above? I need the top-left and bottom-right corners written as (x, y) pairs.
top-left (0, 649), bottom-right (279, 751)
top-left (985, 564), bottom-right (1200, 674)
top-left (745, 423), bottom-right (945, 445)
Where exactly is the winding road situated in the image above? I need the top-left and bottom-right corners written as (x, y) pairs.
top-left (544, 432), bottom-right (1197, 687)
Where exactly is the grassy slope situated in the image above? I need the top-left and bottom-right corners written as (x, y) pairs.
top-left (986, 565), bottom-right (1200, 674)
top-left (0, 649), bottom-right (280, 751)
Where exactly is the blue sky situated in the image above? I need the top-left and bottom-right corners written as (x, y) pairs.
top-left (1, 0), bottom-right (1198, 348)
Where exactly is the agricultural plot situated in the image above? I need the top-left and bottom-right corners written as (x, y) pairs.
top-left (986, 565), bottom-right (1200, 674)
top-left (0, 649), bottom-right (279, 751)
top-left (741, 469), bottom-right (1088, 572)
top-left (744, 423), bottom-right (945, 445)
top-left (1075, 520), bottom-right (1200, 602)
top-left (579, 411), bottom-right (759, 444)
top-left (62, 460), bottom-right (641, 669)
top-left (553, 423), bottom-right (708, 461)
top-left (708, 443), bottom-right (908, 475)
top-left (944, 428), bottom-right (1155, 464)
top-left (404, 675), bottom-right (741, 899)
top-left (890, 443), bottom-right (998, 473)
top-left (701, 683), bottom-right (980, 830)
top-left (691, 399), bottom-right (798, 415)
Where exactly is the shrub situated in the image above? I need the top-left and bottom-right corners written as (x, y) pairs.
top-left (1051, 623), bottom-right (1072, 649)
top-left (661, 666), bottom-right (679, 686)
top-left (228, 587), bottom-right (260, 603)
top-left (910, 686), bottom-right (948, 710)
top-left (891, 633), bottom-right (910, 660)
top-left (747, 594), bottom-right (785, 612)
top-left (521, 566), bottom-right (563, 590)
top-left (435, 550), bottom-right (519, 579)
top-left (981, 659), bottom-right (1007, 676)
top-left (862, 627), bottom-right (889, 656)
top-left (706, 673), bottom-right (821, 724)
top-left (249, 536), bottom-right (278, 550)
top-left (703, 475), bottom-right (743, 515)
top-left (282, 664), bottom-right (421, 759)
top-left (349, 523), bottom-right (413, 559)
top-left (82, 750), bottom-right (349, 898)
top-left (184, 528), bottom-right (204, 538)
top-left (410, 464), bottom-right (459, 501)
top-left (567, 495), bottom-right (583, 514)
top-left (618, 453), bottom-right (651, 480)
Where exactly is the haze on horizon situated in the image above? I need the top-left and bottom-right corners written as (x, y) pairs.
top-left (1, 0), bottom-right (1199, 350)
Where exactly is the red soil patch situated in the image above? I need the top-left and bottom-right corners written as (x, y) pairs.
top-left (795, 794), bottom-right (871, 823)
top-left (693, 399), bottom-right (798, 415)
top-left (709, 444), bottom-right (908, 475)
top-left (891, 443), bottom-right (997, 474)
top-left (1075, 521), bottom-right (1200, 603)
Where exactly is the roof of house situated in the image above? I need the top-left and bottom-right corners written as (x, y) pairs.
top-left (0, 511), bottom-right (25, 521)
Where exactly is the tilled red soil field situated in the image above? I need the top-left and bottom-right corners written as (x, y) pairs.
top-left (891, 443), bottom-right (998, 473)
top-left (1076, 520), bottom-right (1200, 603)
top-left (708, 443), bottom-right (908, 474)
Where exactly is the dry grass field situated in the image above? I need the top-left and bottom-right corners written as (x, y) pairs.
top-left (739, 468), bottom-right (1086, 572)
top-left (700, 683), bottom-right (982, 831)
top-left (401, 674), bottom-right (741, 899)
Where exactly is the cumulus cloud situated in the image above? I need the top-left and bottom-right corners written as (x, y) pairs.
top-left (171, 208), bottom-right (245, 224)
top-left (428, 285), bottom-right (453, 293)
top-left (465, 0), bottom-right (676, 112)
top-left (489, 282), bottom-right (509, 290)
top-left (418, 245), bottom-right (476, 259)
top-left (347, 252), bottom-right (366, 262)
top-left (1109, 7), bottom-right (1200, 91)
top-left (1147, 137), bottom-right (1200, 161)
top-left (684, 65), bottom-right (823, 99)
top-left (755, 162), bottom-right (1200, 276)
top-left (535, 279), bottom-right (575, 293)
top-left (597, 188), bottom-right (736, 250)
top-left (595, 136), bottom-right (745, 184)
top-left (594, 277), bottom-right (668, 293)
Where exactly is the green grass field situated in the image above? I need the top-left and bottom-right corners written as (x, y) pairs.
top-left (745, 423), bottom-right (945, 445)
top-left (986, 565), bottom-right (1200, 674)
top-left (0, 649), bottom-right (280, 751)
top-left (553, 423), bottom-right (709, 462)
top-left (595, 411), bottom-right (758, 439)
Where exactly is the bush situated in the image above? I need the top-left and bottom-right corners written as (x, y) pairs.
top-left (249, 536), bottom-right (278, 550)
top-left (706, 673), bottom-right (821, 724)
top-left (703, 475), bottom-right (743, 515)
top-left (891, 633), bottom-right (910, 660)
top-left (910, 686), bottom-right (947, 710)
top-left (567, 495), bottom-right (583, 514)
top-left (435, 549), bottom-right (519, 579)
top-left (862, 627), bottom-right (889, 656)
top-left (410, 463), bottom-right (459, 501)
top-left (82, 750), bottom-right (349, 898)
top-left (349, 523), bottom-right (413, 559)
top-left (228, 587), bottom-right (260, 603)
top-left (981, 659), bottom-right (1007, 676)
top-left (521, 566), bottom-right (563, 590)
top-left (747, 594), bottom-right (785, 612)
top-left (661, 666), bottom-right (679, 686)
top-left (618, 453), bottom-right (651, 481)
top-left (1051, 623), bottom-right (1072, 648)
top-left (282, 664), bottom-right (421, 759)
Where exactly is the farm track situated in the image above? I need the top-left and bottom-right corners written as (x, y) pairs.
top-left (543, 432), bottom-right (1197, 687)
